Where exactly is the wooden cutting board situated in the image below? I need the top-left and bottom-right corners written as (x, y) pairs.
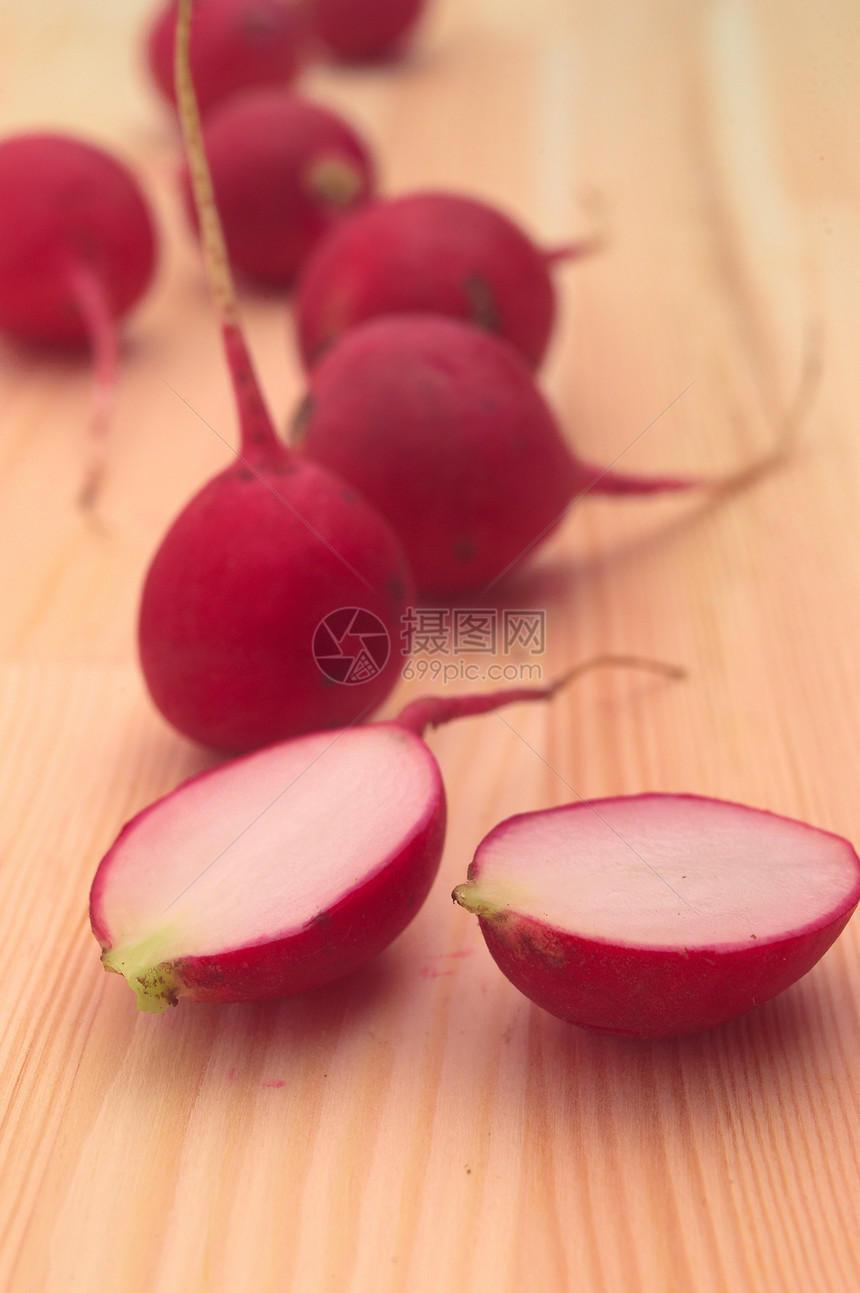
top-left (2, 2), bottom-right (859, 1289)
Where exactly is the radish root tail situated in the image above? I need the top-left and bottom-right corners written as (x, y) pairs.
top-left (395, 654), bottom-right (684, 737)
top-left (544, 188), bottom-right (611, 266)
top-left (67, 260), bottom-right (119, 511)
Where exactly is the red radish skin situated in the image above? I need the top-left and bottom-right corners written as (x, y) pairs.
top-left (147, 0), bottom-right (310, 115)
top-left (179, 88), bottom-right (375, 285)
top-left (138, 453), bottom-right (413, 750)
top-left (0, 135), bottom-right (156, 343)
top-left (139, 0), bottom-right (411, 751)
top-left (453, 795), bottom-right (860, 1039)
top-left (309, 0), bottom-right (427, 61)
top-left (294, 191), bottom-right (596, 369)
top-left (293, 315), bottom-right (696, 595)
top-left (92, 671), bottom-right (615, 1012)
top-left (0, 133), bottom-right (157, 505)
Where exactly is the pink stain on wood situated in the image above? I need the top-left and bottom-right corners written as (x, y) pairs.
top-left (419, 947), bottom-right (475, 977)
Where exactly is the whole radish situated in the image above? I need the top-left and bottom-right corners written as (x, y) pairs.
top-left (92, 660), bottom-right (679, 1012)
top-left (308, 0), bottom-right (428, 61)
top-left (0, 135), bottom-right (156, 343)
top-left (454, 795), bottom-right (860, 1038)
top-left (0, 132), bottom-right (157, 506)
top-left (292, 315), bottom-right (698, 595)
top-left (147, 0), bottom-right (310, 115)
top-left (294, 191), bottom-right (597, 369)
top-left (179, 88), bottom-right (375, 285)
top-left (139, 0), bottom-right (411, 751)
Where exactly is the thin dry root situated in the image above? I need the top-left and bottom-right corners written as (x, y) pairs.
top-left (549, 655), bottom-right (686, 694)
top-left (711, 314), bottom-right (824, 499)
top-left (545, 188), bottom-right (611, 265)
top-left (78, 459), bottom-right (106, 512)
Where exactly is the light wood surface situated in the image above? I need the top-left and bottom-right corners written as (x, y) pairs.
top-left (3, 2), bottom-right (860, 1290)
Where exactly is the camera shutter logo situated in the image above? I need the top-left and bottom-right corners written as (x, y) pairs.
top-left (312, 608), bottom-right (391, 684)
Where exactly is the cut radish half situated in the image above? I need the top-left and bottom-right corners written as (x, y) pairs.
top-left (453, 795), bottom-right (860, 1038)
top-left (92, 722), bottom-right (444, 1012)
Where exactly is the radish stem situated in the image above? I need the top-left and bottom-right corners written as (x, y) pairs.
top-left (174, 0), bottom-right (283, 465)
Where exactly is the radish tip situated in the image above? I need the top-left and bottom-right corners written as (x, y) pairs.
top-left (102, 932), bottom-right (181, 1012)
top-left (452, 882), bottom-right (500, 920)
top-left (307, 155), bottom-right (365, 207)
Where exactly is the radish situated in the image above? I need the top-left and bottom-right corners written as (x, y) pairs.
top-left (0, 132), bottom-right (157, 505)
top-left (292, 314), bottom-right (702, 596)
top-left (179, 88), bottom-right (375, 285)
top-left (92, 660), bottom-right (679, 1012)
top-left (294, 190), bottom-right (597, 369)
top-left (139, 0), bottom-right (411, 751)
top-left (453, 796), bottom-right (860, 1038)
top-left (146, 0), bottom-right (310, 116)
top-left (308, 0), bottom-right (428, 61)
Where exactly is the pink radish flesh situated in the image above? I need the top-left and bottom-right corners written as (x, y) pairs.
top-left (309, 0), bottom-right (427, 61)
top-left (453, 795), bottom-right (860, 1038)
top-left (179, 88), bottom-right (375, 285)
top-left (138, 0), bottom-right (412, 751)
top-left (293, 315), bottom-right (696, 595)
top-left (0, 132), bottom-right (157, 504)
top-left (93, 672), bottom-right (610, 1011)
top-left (147, 0), bottom-right (310, 115)
top-left (294, 191), bottom-right (595, 369)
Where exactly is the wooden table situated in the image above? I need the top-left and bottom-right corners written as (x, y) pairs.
top-left (2, 2), bottom-right (859, 1289)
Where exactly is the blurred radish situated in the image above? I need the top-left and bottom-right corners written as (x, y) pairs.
top-left (139, 0), bottom-right (411, 751)
top-left (293, 315), bottom-right (701, 595)
top-left (179, 88), bottom-right (375, 285)
top-left (454, 795), bottom-right (860, 1038)
top-left (308, 0), bottom-right (428, 61)
top-left (294, 191), bottom-right (598, 369)
top-left (147, 0), bottom-right (310, 115)
top-left (92, 661), bottom-right (679, 1011)
top-left (0, 132), bottom-right (157, 506)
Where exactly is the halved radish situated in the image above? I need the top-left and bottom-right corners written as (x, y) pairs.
top-left (91, 660), bottom-right (680, 1012)
top-left (91, 721), bottom-right (445, 1012)
top-left (453, 795), bottom-right (860, 1038)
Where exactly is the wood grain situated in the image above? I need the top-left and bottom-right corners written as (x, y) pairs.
top-left (2, 2), bottom-right (860, 1289)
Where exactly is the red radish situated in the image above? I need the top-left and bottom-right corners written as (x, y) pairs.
top-left (179, 88), bottom-right (375, 285)
top-left (139, 0), bottom-right (411, 751)
top-left (147, 0), bottom-right (310, 116)
top-left (0, 132), bottom-right (157, 505)
top-left (294, 191), bottom-right (597, 369)
top-left (453, 795), bottom-right (860, 1039)
top-left (292, 314), bottom-right (699, 595)
top-left (308, 0), bottom-right (428, 61)
top-left (91, 660), bottom-right (679, 1011)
